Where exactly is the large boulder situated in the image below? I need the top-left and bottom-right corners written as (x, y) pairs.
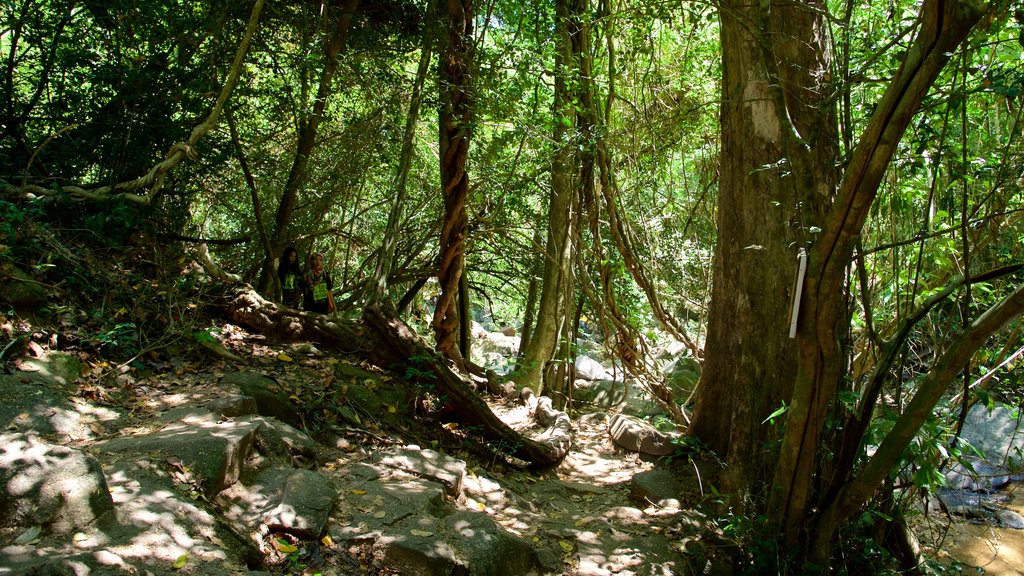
top-left (959, 404), bottom-right (1024, 469)
top-left (0, 433), bottom-right (115, 534)
top-left (0, 266), bottom-right (47, 308)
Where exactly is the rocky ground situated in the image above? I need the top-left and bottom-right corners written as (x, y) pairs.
top-left (2, 316), bottom-right (1024, 575)
top-left (0, 320), bottom-right (733, 576)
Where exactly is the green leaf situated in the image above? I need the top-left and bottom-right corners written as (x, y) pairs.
top-left (172, 553), bottom-right (189, 569)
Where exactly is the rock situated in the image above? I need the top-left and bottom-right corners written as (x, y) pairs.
top-left (662, 355), bottom-right (701, 400)
top-left (500, 326), bottom-right (516, 337)
top-left (1, 266), bottom-right (47, 308)
top-left (576, 355), bottom-right (611, 381)
top-left (996, 509), bottom-right (1024, 529)
top-left (331, 475), bottom-right (452, 542)
top-left (443, 510), bottom-right (535, 575)
top-left (574, 380), bottom-right (664, 418)
top-left (630, 468), bottom-right (685, 509)
top-left (17, 351), bottom-right (84, 388)
top-left (943, 456), bottom-right (1012, 492)
top-left (375, 524), bottom-right (462, 576)
top-left (377, 445), bottom-right (467, 497)
top-left (959, 404), bottom-right (1024, 469)
top-left (0, 433), bottom-right (115, 534)
top-left (253, 417), bottom-right (318, 466)
top-left (609, 414), bottom-right (678, 456)
top-left (220, 372), bottom-right (303, 428)
top-left (262, 469), bottom-right (337, 538)
top-left (0, 377), bottom-right (88, 440)
top-left (96, 419), bottom-right (261, 497)
top-left (160, 394), bottom-right (259, 424)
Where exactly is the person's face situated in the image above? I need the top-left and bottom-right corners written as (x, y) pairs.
top-left (287, 251), bottom-right (297, 264)
top-left (312, 254), bottom-right (324, 270)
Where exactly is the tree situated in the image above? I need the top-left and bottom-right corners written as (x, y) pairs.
top-left (255, 0), bottom-right (359, 297)
top-left (432, 0), bottom-right (475, 367)
top-left (515, 0), bottom-right (579, 394)
top-left (688, 0), bottom-right (1018, 566)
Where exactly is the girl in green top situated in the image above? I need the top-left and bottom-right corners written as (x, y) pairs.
top-left (278, 246), bottom-right (303, 307)
top-left (301, 252), bottom-right (335, 314)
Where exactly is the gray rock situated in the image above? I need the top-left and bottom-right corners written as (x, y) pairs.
top-left (574, 380), bottom-right (664, 418)
top-left (220, 372), bottom-right (303, 428)
top-left (959, 404), bottom-right (1024, 468)
top-left (996, 509), bottom-right (1024, 529)
top-left (944, 457), bottom-right (1012, 492)
top-left (443, 510), bottom-right (535, 575)
top-left (96, 419), bottom-right (261, 497)
top-left (377, 445), bottom-right (467, 497)
top-left (252, 417), bottom-right (318, 467)
top-left (160, 394), bottom-right (259, 424)
top-left (375, 526), bottom-right (461, 576)
top-left (0, 378), bottom-right (84, 440)
top-left (1, 266), bottom-right (47, 308)
top-left (18, 351), bottom-right (84, 388)
top-left (609, 414), bottom-right (678, 456)
top-left (576, 355), bottom-right (611, 381)
top-left (630, 468), bottom-right (685, 509)
top-left (262, 469), bottom-right (337, 538)
top-left (0, 433), bottom-right (114, 534)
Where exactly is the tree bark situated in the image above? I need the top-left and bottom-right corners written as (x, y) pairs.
top-left (770, 0), bottom-right (986, 546)
top-left (688, 0), bottom-right (838, 497)
top-left (517, 0), bottom-right (578, 394)
top-left (433, 0), bottom-right (474, 367)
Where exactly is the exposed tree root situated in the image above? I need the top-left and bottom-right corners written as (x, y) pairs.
top-left (209, 258), bottom-right (572, 467)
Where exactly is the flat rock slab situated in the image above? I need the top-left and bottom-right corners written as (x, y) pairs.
top-left (377, 445), bottom-right (467, 497)
top-left (576, 530), bottom-right (683, 576)
top-left (0, 433), bottom-right (114, 534)
top-left (262, 468), bottom-right (337, 538)
top-left (331, 472), bottom-right (451, 541)
top-left (220, 371), bottom-right (304, 429)
top-left (96, 419), bottom-right (261, 497)
top-left (630, 468), bottom-right (686, 509)
top-left (608, 414), bottom-right (678, 456)
top-left (372, 510), bottom-right (536, 576)
top-left (0, 377), bottom-right (90, 441)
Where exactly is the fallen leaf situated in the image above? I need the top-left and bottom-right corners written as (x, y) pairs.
top-left (558, 540), bottom-right (574, 553)
top-left (277, 353), bottom-right (293, 362)
top-left (410, 529), bottom-right (433, 537)
top-left (321, 535), bottom-right (334, 547)
top-left (14, 526), bottom-right (41, 544)
top-left (373, 511), bottom-right (386, 519)
top-left (171, 553), bottom-right (188, 569)
top-left (273, 539), bottom-right (298, 554)
top-left (350, 489), bottom-right (367, 495)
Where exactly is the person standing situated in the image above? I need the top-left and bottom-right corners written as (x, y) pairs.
top-left (278, 246), bottom-right (303, 307)
top-left (301, 252), bottom-right (336, 314)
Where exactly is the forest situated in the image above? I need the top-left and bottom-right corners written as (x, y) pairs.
top-left (2, 0), bottom-right (1024, 573)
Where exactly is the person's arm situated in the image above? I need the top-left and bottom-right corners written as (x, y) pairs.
top-left (326, 272), bottom-right (336, 313)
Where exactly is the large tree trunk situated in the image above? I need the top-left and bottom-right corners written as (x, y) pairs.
top-left (688, 0), bottom-right (838, 497)
top-left (772, 0), bottom-right (986, 554)
top-left (517, 0), bottom-right (578, 394)
top-left (433, 0), bottom-right (474, 367)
